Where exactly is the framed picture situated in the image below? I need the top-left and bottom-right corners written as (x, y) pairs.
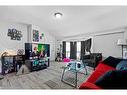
top-left (123, 51), bottom-right (127, 59)
top-left (33, 30), bottom-right (39, 42)
top-left (8, 29), bottom-right (22, 41)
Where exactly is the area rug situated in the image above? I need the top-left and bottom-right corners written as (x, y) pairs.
top-left (44, 80), bottom-right (59, 89)
top-left (44, 77), bottom-right (74, 89)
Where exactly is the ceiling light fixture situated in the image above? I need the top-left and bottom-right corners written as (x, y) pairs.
top-left (54, 12), bottom-right (63, 19)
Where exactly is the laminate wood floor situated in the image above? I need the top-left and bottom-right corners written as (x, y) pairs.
top-left (0, 62), bottom-right (93, 89)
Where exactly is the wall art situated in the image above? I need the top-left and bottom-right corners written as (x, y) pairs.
top-left (33, 30), bottom-right (39, 42)
top-left (8, 29), bottom-right (22, 40)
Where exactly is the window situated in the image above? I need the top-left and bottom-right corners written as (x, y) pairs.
top-left (66, 42), bottom-right (70, 58)
top-left (65, 41), bottom-right (81, 59)
top-left (77, 42), bottom-right (81, 60)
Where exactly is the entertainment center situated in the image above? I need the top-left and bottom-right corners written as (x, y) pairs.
top-left (25, 43), bottom-right (50, 72)
top-left (1, 43), bottom-right (50, 75)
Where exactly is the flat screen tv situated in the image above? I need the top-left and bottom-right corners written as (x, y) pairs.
top-left (38, 44), bottom-right (50, 57)
top-left (25, 43), bottom-right (50, 59)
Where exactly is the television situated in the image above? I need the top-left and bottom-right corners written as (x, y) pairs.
top-left (25, 43), bottom-right (50, 60)
top-left (38, 44), bottom-right (50, 57)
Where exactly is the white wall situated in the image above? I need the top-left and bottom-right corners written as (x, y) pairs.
top-left (93, 32), bottom-right (124, 58)
top-left (0, 22), bottom-right (27, 55)
top-left (61, 27), bottom-right (127, 58)
top-left (27, 24), bottom-right (56, 61)
top-left (43, 29), bottom-right (56, 61)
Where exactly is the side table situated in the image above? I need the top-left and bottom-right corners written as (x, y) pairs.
top-left (61, 60), bottom-right (88, 88)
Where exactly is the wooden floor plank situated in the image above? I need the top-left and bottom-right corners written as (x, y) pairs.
top-left (16, 75), bottom-right (33, 89)
top-left (27, 73), bottom-right (50, 89)
top-left (1, 77), bottom-right (11, 89)
top-left (9, 76), bottom-right (23, 89)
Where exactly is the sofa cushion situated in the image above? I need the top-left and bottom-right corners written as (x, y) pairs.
top-left (116, 59), bottom-right (127, 70)
top-left (102, 56), bottom-right (122, 68)
top-left (79, 82), bottom-right (101, 89)
top-left (86, 71), bottom-right (104, 83)
top-left (95, 70), bottom-right (127, 89)
top-left (95, 63), bottom-right (115, 73)
top-left (86, 63), bottom-right (115, 83)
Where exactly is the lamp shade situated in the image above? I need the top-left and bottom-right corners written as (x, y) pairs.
top-left (117, 39), bottom-right (127, 45)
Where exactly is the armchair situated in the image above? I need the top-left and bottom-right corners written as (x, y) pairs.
top-left (82, 53), bottom-right (102, 70)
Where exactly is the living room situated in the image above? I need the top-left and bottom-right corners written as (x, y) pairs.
top-left (0, 2), bottom-right (127, 93)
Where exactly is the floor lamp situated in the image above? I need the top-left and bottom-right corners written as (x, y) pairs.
top-left (117, 39), bottom-right (127, 58)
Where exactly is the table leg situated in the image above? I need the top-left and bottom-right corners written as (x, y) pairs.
top-left (85, 66), bottom-right (88, 75)
top-left (75, 71), bottom-right (77, 88)
top-left (83, 63), bottom-right (88, 75)
top-left (61, 68), bottom-right (66, 81)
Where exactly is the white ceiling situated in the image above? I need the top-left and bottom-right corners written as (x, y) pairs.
top-left (0, 6), bottom-right (127, 39)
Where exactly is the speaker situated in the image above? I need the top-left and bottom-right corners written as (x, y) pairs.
top-left (25, 43), bottom-right (32, 59)
top-left (48, 58), bottom-right (50, 67)
top-left (47, 44), bottom-right (50, 57)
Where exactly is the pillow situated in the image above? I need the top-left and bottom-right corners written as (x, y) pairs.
top-left (95, 70), bottom-right (127, 89)
top-left (102, 56), bottom-right (122, 68)
top-left (116, 59), bottom-right (127, 70)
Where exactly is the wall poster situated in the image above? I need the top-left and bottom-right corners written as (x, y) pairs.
top-left (33, 30), bottom-right (39, 42)
top-left (8, 29), bottom-right (22, 40)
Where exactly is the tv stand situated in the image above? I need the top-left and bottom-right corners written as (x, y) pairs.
top-left (25, 58), bottom-right (50, 72)
top-left (25, 43), bottom-right (50, 72)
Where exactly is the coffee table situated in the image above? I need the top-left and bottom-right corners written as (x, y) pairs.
top-left (61, 60), bottom-right (88, 88)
